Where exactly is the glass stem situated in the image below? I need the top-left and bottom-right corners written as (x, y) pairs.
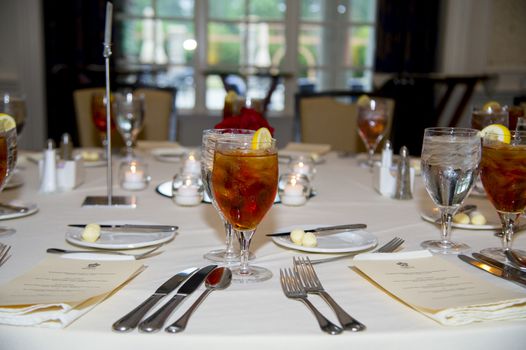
top-left (236, 229), bottom-right (255, 275)
top-left (367, 148), bottom-right (375, 169)
top-left (440, 211), bottom-right (453, 246)
top-left (223, 222), bottom-right (236, 258)
top-left (499, 212), bottom-right (521, 251)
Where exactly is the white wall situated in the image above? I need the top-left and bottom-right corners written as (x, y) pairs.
top-left (0, 0), bottom-right (46, 150)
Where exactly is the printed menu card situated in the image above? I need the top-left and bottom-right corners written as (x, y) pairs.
top-left (353, 251), bottom-right (526, 325)
top-left (0, 256), bottom-right (144, 328)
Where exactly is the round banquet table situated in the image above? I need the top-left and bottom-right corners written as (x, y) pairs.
top-left (0, 150), bottom-right (525, 349)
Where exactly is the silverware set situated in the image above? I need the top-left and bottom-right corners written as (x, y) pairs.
top-left (0, 242), bottom-right (11, 267)
top-left (459, 252), bottom-right (526, 287)
top-left (113, 265), bottom-right (231, 333)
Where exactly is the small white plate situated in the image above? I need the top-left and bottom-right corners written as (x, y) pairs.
top-left (65, 224), bottom-right (176, 249)
top-left (151, 147), bottom-right (190, 163)
top-left (271, 225), bottom-right (377, 253)
top-left (0, 201), bottom-right (38, 220)
top-left (420, 202), bottom-right (501, 230)
top-left (155, 180), bottom-right (283, 204)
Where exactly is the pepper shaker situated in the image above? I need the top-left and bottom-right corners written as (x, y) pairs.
top-left (393, 146), bottom-right (412, 200)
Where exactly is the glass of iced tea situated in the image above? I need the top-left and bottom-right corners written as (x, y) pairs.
top-left (357, 97), bottom-right (390, 169)
top-left (91, 92), bottom-right (115, 148)
top-left (212, 136), bottom-right (278, 283)
top-left (480, 129), bottom-right (526, 260)
top-left (471, 105), bottom-right (508, 130)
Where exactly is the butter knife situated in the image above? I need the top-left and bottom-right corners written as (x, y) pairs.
top-left (266, 224), bottom-right (367, 237)
top-left (472, 252), bottom-right (526, 279)
top-left (68, 224), bottom-right (178, 232)
top-left (138, 264), bottom-right (217, 333)
top-left (458, 254), bottom-right (526, 287)
top-left (112, 267), bottom-right (198, 332)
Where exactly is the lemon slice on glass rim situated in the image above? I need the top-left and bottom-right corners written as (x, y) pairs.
top-left (479, 123), bottom-right (511, 144)
top-left (0, 113), bottom-right (16, 132)
top-left (251, 127), bottom-right (273, 150)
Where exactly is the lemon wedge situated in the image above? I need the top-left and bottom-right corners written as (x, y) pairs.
top-left (482, 101), bottom-right (501, 112)
top-left (357, 94), bottom-right (371, 107)
top-left (0, 113), bottom-right (16, 131)
top-left (479, 124), bottom-right (511, 144)
top-left (251, 127), bottom-right (273, 150)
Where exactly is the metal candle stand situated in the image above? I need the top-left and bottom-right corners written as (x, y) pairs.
top-left (82, 2), bottom-right (136, 208)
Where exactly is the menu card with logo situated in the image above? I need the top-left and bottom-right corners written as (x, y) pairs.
top-left (352, 251), bottom-right (526, 325)
top-left (0, 256), bottom-right (144, 328)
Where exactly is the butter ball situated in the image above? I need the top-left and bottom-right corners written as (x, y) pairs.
top-left (301, 232), bottom-right (317, 247)
top-left (453, 213), bottom-right (470, 224)
top-left (290, 228), bottom-right (305, 245)
top-left (82, 223), bottom-right (101, 242)
top-left (470, 211), bottom-right (487, 225)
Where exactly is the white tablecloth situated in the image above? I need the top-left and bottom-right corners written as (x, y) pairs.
top-left (0, 151), bottom-right (525, 349)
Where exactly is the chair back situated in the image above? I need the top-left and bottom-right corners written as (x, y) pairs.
top-left (295, 91), bottom-right (394, 154)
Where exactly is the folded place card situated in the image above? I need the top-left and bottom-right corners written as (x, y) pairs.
top-left (0, 256), bottom-right (144, 328)
top-left (353, 251), bottom-right (526, 326)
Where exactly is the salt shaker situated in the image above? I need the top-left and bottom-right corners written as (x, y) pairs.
top-left (40, 139), bottom-right (57, 193)
top-left (393, 146), bottom-right (412, 200)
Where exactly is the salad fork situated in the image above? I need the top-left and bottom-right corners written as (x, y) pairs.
top-left (293, 257), bottom-right (366, 332)
top-left (309, 236), bottom-right (404, 264)
top-left (0, 243), bottom-right (11, 267)
top-left (279, 268), bottom-right (342, 335)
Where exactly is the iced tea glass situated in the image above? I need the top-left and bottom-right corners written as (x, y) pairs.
top-left (421, 128), bottom-right (481, 254)
top-left (201, 129), bottom-right (254, 263)
top-left (91, 92), bottom-right (115, 148)
top-left (357, 97), bottom-right (389, 169)
top-left (479, 130), bottom-right (526, 260)
top-left (0, 127), bottom-right (18, 235)
top-left (212, 137), bottom-right (278, 282)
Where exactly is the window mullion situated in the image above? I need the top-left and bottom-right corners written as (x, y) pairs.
top-left (194, 0), bottom-right (208, 114)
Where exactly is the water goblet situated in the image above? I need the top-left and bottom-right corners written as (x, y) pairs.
top-left (357, 97), bottom-right (390, 169)
top-left (113, 91), bottom-right (145, 159)
top-left (420, 127), bottom-right (481, 254)
top-left (201, 129), bottom-right (255, 263)
top-left (479, 129), bottom-right (526, 260)
top-left (212, 136), bottom-right (278, 282)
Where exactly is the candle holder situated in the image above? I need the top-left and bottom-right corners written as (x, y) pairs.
top-left (278, 173), bottom-right (311, 206)
top-left (289, 155), bottom-right (316, 180)
top-left (180, 151), bottom-right (202, 175)
top-left (118, 159), bottom-right (150, 191)
top-left (172, 173), bottom-right (204, 206)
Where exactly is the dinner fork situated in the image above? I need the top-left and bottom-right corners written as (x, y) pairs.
top-left (0, 243), bottom-right (11, 267)
top-left (309, 237), bottom-right (405, 264)
top-left (293, 257), bottom-right (366, 332)
top-left (279, 268), bottom-right (342, 335)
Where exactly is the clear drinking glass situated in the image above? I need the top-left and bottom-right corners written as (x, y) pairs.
top-left (420, 127), bottom-right (481, 254)
top-left (357, 97), bottom-right (390, 169)
top-left (479, 130), bottom-right (526, 260)
top-left (201, 129), bottom-right (255, 263)
top-left (212, 136), bottom-right (278, 283)
top-left (113, 92), bottom-right (145, 159)
top-left (0, 127), bottom-right (18, 235)
top-left (0, 92), bottom-right (26, 137)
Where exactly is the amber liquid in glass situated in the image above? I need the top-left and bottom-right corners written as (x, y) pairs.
top-left (91, 94), bottom-right (115, 133)
top-left (212, 149), bottom-right (278, 231)
top-left (480, 142), bottom-right (526, 213)
top-left (358, 114), bottom-right (387, 148)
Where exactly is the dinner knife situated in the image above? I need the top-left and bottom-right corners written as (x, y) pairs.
top-left (68, 224), bottom-right (178, 232)
top-left (112, 267), bottom-right (198, 332)
top-left (266, 224), bottom-right (367, 237)
top-left (138, 264), bottom-right (217, 333)
top-left (458, 254), bottom-right (526, 288)
top-left (472, 252), bottom-right (526, 279)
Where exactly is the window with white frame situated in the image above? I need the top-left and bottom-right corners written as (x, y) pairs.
top-left (113, 0), bottom-right (377, 115)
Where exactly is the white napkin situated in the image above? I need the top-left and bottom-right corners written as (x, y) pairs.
top-left (353, 250), bottom-right (526, 326)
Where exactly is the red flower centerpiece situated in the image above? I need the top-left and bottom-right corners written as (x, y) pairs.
top-left (216, 95), bottom-right (274, 135)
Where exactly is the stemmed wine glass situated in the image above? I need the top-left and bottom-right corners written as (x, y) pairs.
top-left (113, 91), bottom-right (145, 159)
top-left (479, 129), bottom-right (526, 260)
top-left (420, 127), bottom-right (481, 254)
top-left (201, 129), bottom-right (254, 263)
top-left (212, 136), bottom-right (278, 282)
top-left (357, 97), bottom-right (389, 169)
top-left (0, 93), bottom-right (26, 138)
top-left (91, 91), bottom-right (115, 150)
top-left (0, 125), bottom-right (18, 235)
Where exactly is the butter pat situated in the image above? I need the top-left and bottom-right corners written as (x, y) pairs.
top-left (453, 213), bottom-right (470, 225)
top-left (301, 232), bottom-right (317, 247)
top-left (290, 228), bottom-right (305, 244)
top-left (470, 211), bottom-right (487, 225)
top-left (82, 223), bottom-right (101, 242)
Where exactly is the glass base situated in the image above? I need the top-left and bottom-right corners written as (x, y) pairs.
top-left (480, 247), bottom-right (526, 263)
top-left (421, 240), bottom-right (469, 254)
top-left (203, 248), bottom-right (255, 263)
top-left (231, 265), bottom-right (272, 283)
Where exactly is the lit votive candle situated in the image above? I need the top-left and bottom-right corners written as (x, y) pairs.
top-left (281, 181), bottom-right (307, 206)
top-left (173, 174), bottom-right (203, 206)
top-left (121, 163), bottom-right (147, 190)
top-left (292, 161), bottom-right (310, 176)
top-left (182, 155), bottom-right (201, 175)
